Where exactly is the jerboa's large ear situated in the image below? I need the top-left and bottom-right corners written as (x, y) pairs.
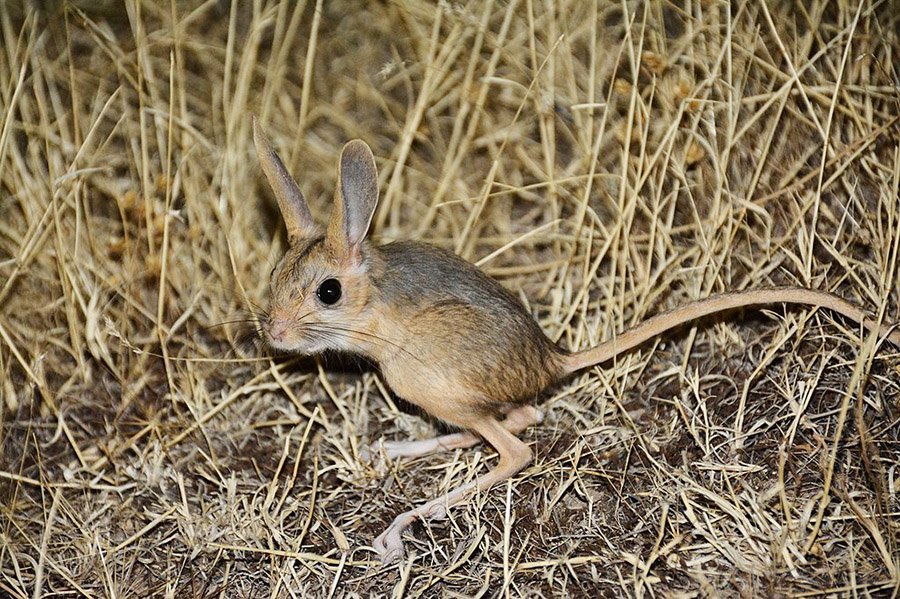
top-left (252, 117), bottom-right (317, 241)
top-left (326, 140), bottom-right (378, 261)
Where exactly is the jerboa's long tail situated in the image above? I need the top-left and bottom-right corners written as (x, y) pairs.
top-left (562, 287), bottom-right (900, 375)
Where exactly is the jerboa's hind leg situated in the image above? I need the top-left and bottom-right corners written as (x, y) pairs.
top-left (373, 413), bottom-right (534, 563)
top-left (364, 405), bottom-right (541, 461)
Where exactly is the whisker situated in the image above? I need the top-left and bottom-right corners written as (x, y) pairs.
top-left (205, 318), bottom-right (263, 330)
top-left (254, 312), bottom-right (424, 366)
top-left (244, 298), bottom-right (267, 312)
top-left (303, 323), bottom-right (425, 365)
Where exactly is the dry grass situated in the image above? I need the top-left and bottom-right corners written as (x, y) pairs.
top-left (2, 0), bottom-right (900, 596)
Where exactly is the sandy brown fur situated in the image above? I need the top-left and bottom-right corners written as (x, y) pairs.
top-left (368, 241), bottom-right (564, 418)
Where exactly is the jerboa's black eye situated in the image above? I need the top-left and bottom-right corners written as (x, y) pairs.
top-left (316, 278), bottom-right (342, 305)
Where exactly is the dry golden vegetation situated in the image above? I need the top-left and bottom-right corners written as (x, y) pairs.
top-left (2, 0), bottom-right (900, 596)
